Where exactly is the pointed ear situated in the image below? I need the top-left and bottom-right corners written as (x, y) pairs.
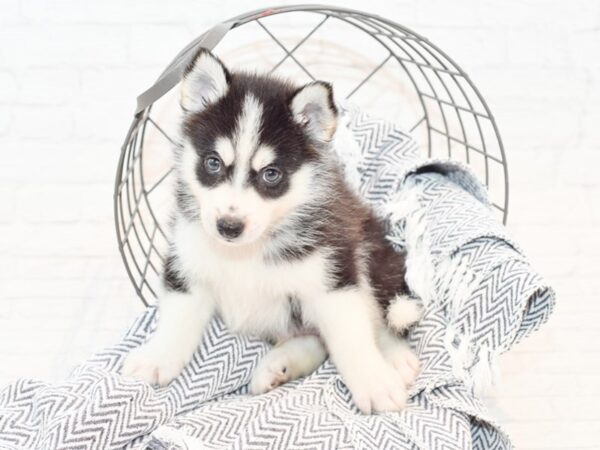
top-left (289, 81), bottom-right (338, 143)
top-left (180, 48), bottom-right (230, 114)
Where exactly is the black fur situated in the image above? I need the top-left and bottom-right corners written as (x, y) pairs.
top-left (175, 180), bottom-right (200, 222)
top-left (183, 72), bottom-right (319, 199)
top-left (265, 166), bottom-right (410, 308)
top-left (163, 253), bottom-right (188, 293)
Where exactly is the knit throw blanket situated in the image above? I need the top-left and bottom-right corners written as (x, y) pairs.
top-left (0, 104), bottom-right (555, 450)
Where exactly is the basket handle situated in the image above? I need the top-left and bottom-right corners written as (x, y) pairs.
top-left (134, 20), bottom-right (237, 116)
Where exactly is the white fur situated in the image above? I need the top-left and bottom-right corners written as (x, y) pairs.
top-left (173, 215), bottom-right (331, 338)
top-left (302, 287), bottom-right (411, 413)
top-left (121, 288), bottom-right (215, 385)
top-left (214, 136), bottom-right (235, 166)
top-left (387, 295), bottom-right (423, 332)
top-left (122, 214), bottom-right (333, 387)
top-left (250, 335), bottom-right (327, 394)
top-left (180, 51), bottom-right (228, 113)
top-left (378, 327), bottom-right (420, 385)
top-left (232, 94), bottom-right (262, 188)
top-left (251, 145), bottom-right (276, 172)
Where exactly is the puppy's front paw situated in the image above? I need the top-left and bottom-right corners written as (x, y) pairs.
top-left (345, 359), bottom-right (409, 414)
top-left (249, 350), bottom-right (291, 395)
top-left (121, 342), bottom-right (188, 386)
top-left (382, 341), bottom-right (420, 386)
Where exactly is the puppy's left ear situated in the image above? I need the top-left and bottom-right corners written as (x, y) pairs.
top-left (289, 81), bottom-right (338, 143)
top-left (180, 48), bottom-right (230, 114)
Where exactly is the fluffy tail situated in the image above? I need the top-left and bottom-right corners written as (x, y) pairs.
top-left (386, 294), bottom-right (423, 332)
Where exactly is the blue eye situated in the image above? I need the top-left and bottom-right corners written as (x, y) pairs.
top-left (262, 167), bottom-right (282, 185)
top-left (205, 156), bottom-right (222, 173)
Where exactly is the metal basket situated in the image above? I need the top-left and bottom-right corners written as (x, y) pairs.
top-left (115, 5), bottom-right (509, 306)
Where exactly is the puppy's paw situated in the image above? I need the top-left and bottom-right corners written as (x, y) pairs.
top-left (121, 342), bottom-right (188, 386)
top-left (249, 350), bottom-right (292, 395)
top-left (345, 359), bottom-right (409, 414)
top-left (382, 341), bottom-right (420, 386)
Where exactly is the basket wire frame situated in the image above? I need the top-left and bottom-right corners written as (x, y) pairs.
top-left (115, 5), bottom-right (509, 306)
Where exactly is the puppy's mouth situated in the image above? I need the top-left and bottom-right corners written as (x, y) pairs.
top-left (216, 235), bottom-right (244, 245)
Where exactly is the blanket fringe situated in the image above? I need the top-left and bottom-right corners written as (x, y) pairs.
top-left (145, 426), bottom-right (204, 450)
top-left (387, 177), bottom-right (500, 395)
top-left (386, 184), bottom-right (437, 308)
top-left (444, 325), bottom-right (500, 396)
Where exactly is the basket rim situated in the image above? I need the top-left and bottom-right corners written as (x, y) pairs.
top-left (115, 4), bottom-right (509, 305)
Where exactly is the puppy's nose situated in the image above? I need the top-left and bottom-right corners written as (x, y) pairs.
top-left (216, 216), bottom-right (245, 239)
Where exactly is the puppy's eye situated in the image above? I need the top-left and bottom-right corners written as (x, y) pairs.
top-left (262, 167), bottom-right (283, 185)
top-left (204, 156), bottom-right (222, 173)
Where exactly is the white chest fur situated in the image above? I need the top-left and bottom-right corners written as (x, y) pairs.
top-left (172, 218), bottom-right (329, 339)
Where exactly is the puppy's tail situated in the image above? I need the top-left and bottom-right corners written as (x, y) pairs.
top-left (386, 294), bottom-right (422, 332)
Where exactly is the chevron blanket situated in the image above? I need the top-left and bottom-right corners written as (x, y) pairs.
top-left (0, 105), bottom-right (555, 450)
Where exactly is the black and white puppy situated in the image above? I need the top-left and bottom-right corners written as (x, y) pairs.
top-left (122, 49), bottom-right (422, 414)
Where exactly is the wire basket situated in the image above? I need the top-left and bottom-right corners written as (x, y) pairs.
top-left (114, 5), bottom-right (509, 306)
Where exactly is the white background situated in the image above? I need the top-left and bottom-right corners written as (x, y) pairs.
top-left (1, 1), bottom-right (599, 448)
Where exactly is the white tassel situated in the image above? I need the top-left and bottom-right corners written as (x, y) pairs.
top-left (444, 325), bottom-right (500, 395)
top-left (150, 425), bottom-right (205, 449)
top-left (471, 346), bottom-right (500, 396)
top-left (387, 184), bottom-right (439, 308)
top-left (444, 325), bottom-right (474, 381)
top-left (331, 102), bottom-right (363, 194)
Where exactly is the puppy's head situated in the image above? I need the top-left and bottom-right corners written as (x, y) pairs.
top-left (177, 48), bottom-right (337, 247)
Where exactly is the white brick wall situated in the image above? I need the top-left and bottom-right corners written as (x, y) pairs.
top-left (0, 1), bottom-right (599, 447)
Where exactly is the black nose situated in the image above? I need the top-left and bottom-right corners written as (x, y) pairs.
top-left (216, 217), bottom-right (245, 239)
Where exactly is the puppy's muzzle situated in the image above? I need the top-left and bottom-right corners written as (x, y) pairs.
top-left (216, 216), bottom-right (245, 240)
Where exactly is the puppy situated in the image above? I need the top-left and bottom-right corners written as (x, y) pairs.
top-left (122, 49), bottom-right (422, 414)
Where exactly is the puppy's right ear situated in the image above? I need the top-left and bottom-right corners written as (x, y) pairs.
top-left (289, 81), bottom-right (338, 144)
top-left (180, 48), bottom-right (230, 114)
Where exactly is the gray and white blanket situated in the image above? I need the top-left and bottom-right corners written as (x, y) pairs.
top-left (0, 105), bottom-right (555, 450)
